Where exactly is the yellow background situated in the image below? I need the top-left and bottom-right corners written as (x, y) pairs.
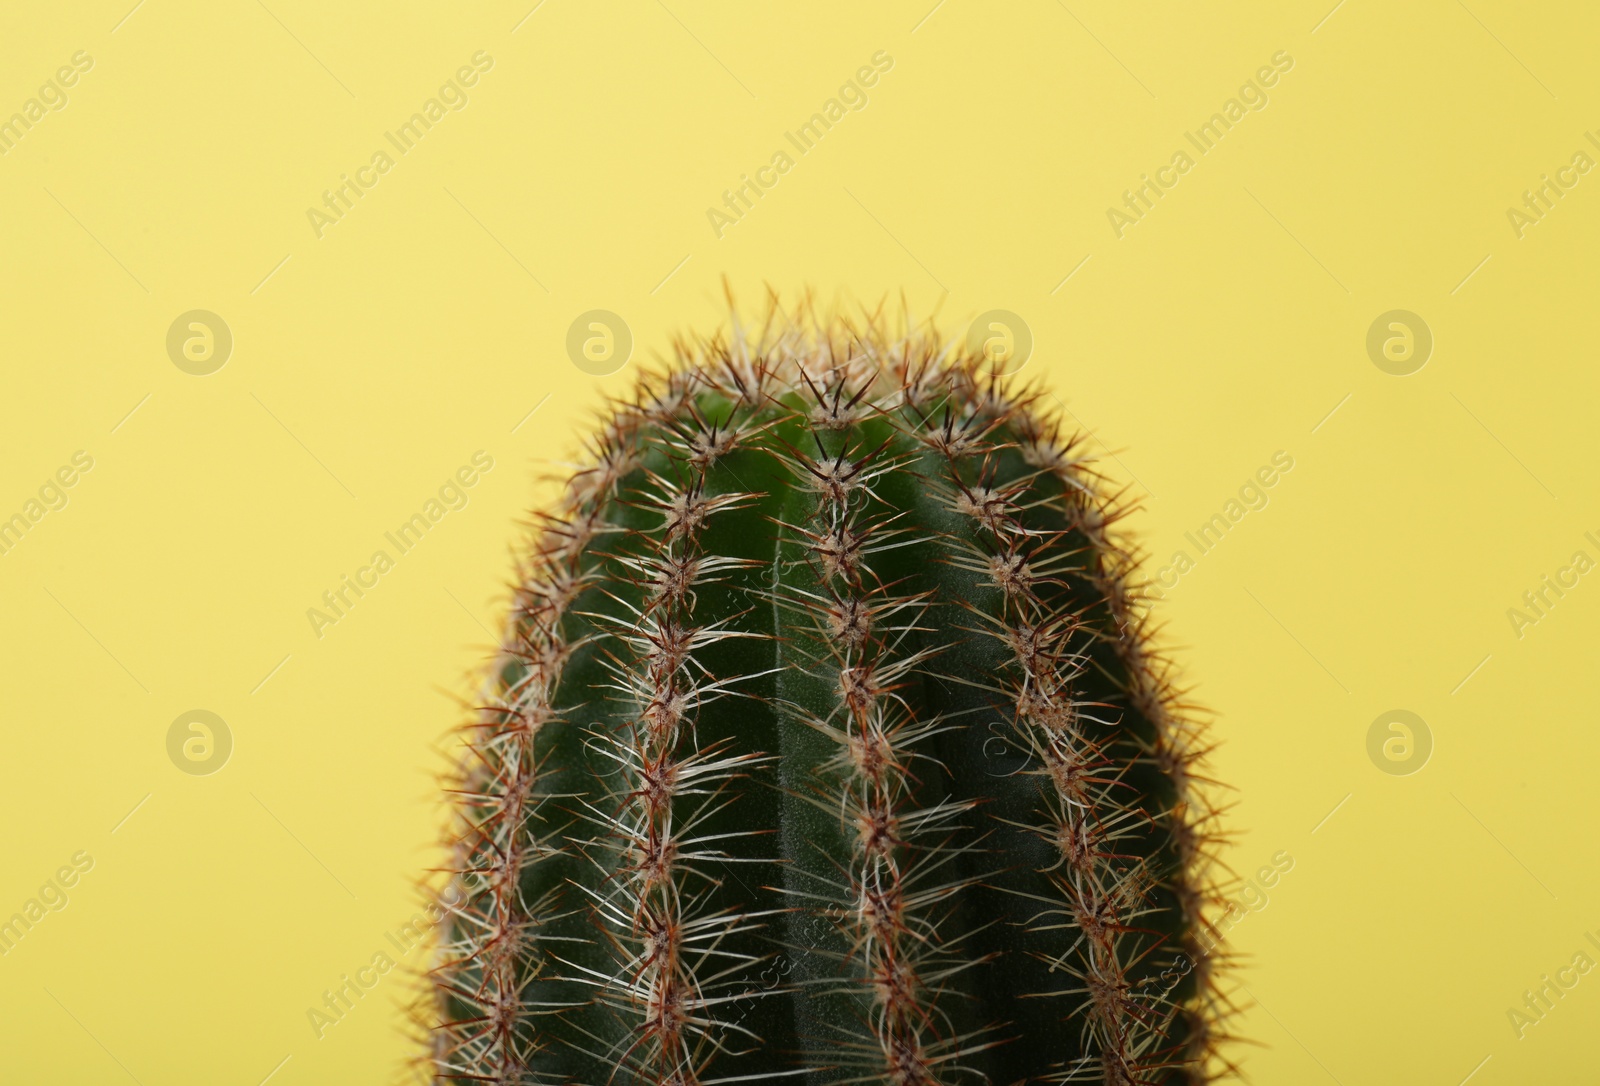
top-left (2, 1), bottom-right (1596, 1082)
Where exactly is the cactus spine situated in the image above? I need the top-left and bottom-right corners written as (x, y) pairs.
top-left (429, 307), bottom-right (1225, 1085)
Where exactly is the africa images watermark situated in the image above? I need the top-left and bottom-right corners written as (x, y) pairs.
top-left (706, 50), bottom-right (895, 239)
top-left (306, 451), bottom-right (495, 638)
top-left (306, 51), bottom-right (495, 239)
top-left (724, 903), bottom-right (850, 1032)
top-left (0, 451), bottom-right (95, 558)
top-left (1505, 530), bottom-right (1600, 639)
top-left (1138, 450), bottom-right (1295, 601)
top-left (1150, 850), bottom-right (1296, 999)
top-left (307, 877), bottom-right (481, 1039)
top-left (0, 50), bottom-right (94, 157)
top-left (1106, 50), bottom-right (1295, 239)
top-left (1505, 133), bottom-right (1600, 239)
top-left (167, 310), bottom-right (233, 376)
top-left (0, 850), bottom-right (95, 958)
top-left (1506, 930), bottom-right (1600, 1040)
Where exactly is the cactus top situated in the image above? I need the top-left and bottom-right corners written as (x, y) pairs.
top-left (430, 312), bottom-right (1224, 1086)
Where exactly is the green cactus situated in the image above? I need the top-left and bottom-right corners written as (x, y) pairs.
top-left (427, 306), bottom-right (1225, 1085)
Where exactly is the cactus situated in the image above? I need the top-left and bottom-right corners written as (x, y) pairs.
top-left (427, 304), bottom-right (1226, 1085)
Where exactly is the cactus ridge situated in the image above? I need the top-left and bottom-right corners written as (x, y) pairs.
top-left (426, 303), bottom-right (1231, 1085)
